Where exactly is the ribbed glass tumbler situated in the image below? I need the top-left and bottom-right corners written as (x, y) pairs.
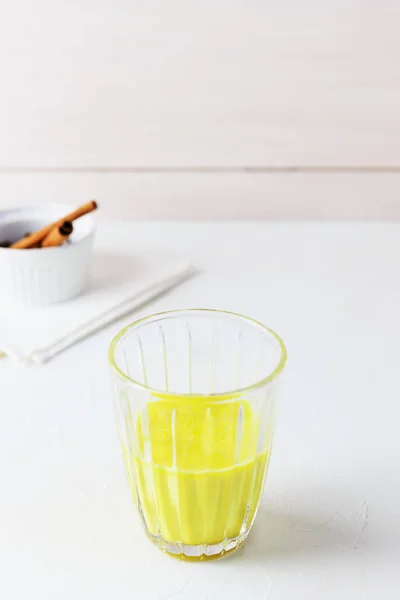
top-left (108, 309), bottom-right (287, 561)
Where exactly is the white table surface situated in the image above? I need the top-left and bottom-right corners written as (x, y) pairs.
top-left (1, 221), bottom-right (399, 599)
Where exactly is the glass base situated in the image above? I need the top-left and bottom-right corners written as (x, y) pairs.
top-left (146, 530), bottom-right (250, 562)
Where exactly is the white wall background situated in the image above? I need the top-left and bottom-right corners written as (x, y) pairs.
top-left (1, 0), bottom-right (399, 219)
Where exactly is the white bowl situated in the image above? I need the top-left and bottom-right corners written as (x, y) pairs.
top-left (0, 203), bottom-right (95, 308)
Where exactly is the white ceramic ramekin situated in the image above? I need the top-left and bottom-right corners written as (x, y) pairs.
top-left (0, 204), bottom-right (95, 308)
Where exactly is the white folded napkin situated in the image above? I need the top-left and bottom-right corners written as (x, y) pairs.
top-left (0, 252), bottom-right (192, 364)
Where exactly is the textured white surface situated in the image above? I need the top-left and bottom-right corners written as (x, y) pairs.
top-left (1, 0), bottom-right (400, 167)
top-left (1, 221), bottom-right (399, 599)
top-left (1, 0), bottom-right (400, 220)
top-left (0, 172), bottom-right (399, 220)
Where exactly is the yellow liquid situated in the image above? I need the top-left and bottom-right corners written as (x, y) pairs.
top-left (120, 395), bottom-right (271, 550)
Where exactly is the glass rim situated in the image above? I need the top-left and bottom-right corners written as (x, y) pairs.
top-left (108, 308), bottom-right (287, 398)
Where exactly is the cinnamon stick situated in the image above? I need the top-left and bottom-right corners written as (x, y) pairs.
top-left (11, 200), bottom-right (97, 249)
top-left (41, 221), bottom-right (73, 248)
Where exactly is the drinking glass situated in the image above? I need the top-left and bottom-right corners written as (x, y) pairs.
top-left (109, 309), bottom-right (287, 561)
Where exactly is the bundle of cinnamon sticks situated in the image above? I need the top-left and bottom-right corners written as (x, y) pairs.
top-left (10, 201), bottom-right (98, 249)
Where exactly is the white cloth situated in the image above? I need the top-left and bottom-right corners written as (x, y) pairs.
top-left (0, 253), bottom-right (192, 364)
